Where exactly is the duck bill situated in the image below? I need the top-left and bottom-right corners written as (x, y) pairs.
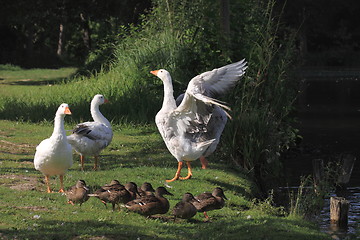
top-left (150, 70), bottom-right (159, 76)
top-left (104, 98), bottom-right (109, 104)
top-left (64, 107), bottom-right (72, 115)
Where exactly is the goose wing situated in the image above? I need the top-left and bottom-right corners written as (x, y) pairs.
top-left (170, 60), bottom-right (246, 138)
top-left (71, 122), bottom-right (112, 142)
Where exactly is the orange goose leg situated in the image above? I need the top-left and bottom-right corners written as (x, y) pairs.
top-left (59, 175), bottom-right (65, 193)
top-left (45, 175), bottom-right (52, 193)
top-left (179, 161), bottom-right (192, 180)
top-left (200, 156), bottom-right (208, 169)
top-left (80, 155), bottom-right (85, 171)
top-left (166, 161), bottom-right (183, 182)
top-left (93, 156), bottom-right (99, 171)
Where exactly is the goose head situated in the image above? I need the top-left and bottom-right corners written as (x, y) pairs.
top-left (91, 94), bottom-right (109, 106)
top-left (150, 69), bottom-right (171, 83)
top-left (57, 103), bottom-right (72, 116)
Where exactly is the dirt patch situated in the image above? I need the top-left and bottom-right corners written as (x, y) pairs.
top-left (0, 139), bottom-right (34, 154)
top-left (0, 174), bottom-right (39, 191)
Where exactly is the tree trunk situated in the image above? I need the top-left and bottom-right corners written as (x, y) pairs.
top-left (219, 0), bottom-right (230, 52)
top-left (298, 7), bottom-right (307, 63)
top-left (312, 158), bottom-right (324, 195)
top-left (80, 13), bottom-right (91, 53)
top-left (57, 23), bottom-right (65, 57)
top-left (25, 24), bottom-right (35, 66)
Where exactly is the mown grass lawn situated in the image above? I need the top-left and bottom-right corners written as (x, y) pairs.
top-left (0, 119), bottom-right (330, 240)
top-left (0, 67), bottom-right (77, 98)
top-left (0, 66), bottom-right (330, 239)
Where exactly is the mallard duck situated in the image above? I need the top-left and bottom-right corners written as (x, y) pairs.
top-left (176, 93), bottom-right (227, 169)
top-left (67, 94), bottom-right (113, 171)
top-left (172, 192), bottom-right (199, 220)
top-left (90, 180), bottom-right (129, 211)
top-left (125, 187), bottom-right (173, 216)
top-left (191, 187), bottom-right (227, 219)
top-left (138, 182), bottom-right (155, 197)
top-left (34, 103), bottom-right (73, 193)
top-left (124, 182), bottom-right (141, 201)
top-left (65, 179), bottom-right (90, 206)
top-left (150, 60), bottom-right (247, 182)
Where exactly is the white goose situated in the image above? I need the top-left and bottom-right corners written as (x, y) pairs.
top-left (67, 94), bottom-right (113, 171)
top-left (176, 93), bottom-right (227, 169)
top-left (34, 103), bottom-right (73, 193)
top-left (151, 59), bottom-right (247, 182)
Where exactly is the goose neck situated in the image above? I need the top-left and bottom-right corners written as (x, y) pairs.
top-left (52, 114), bottom-right (66, 138)
top-left (91, 104), bottom-right (111, 128)
top-left (162, 76), bottom-right (176, 109)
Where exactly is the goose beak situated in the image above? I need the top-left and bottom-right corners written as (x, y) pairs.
top-left (150, 70), bottom-right (159, 76)
top-left (64, 107), bottom-right (72, 115)
top-left (104, 98), bottom-right (109, 103)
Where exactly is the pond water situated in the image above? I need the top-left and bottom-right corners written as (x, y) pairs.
top-left (319, 188), bottom-right (360, 239)
top-left (283, 113), bottom-right (360, 239)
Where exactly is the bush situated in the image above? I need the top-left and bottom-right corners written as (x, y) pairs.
top-left (219, 0), bottom-right (298, 192)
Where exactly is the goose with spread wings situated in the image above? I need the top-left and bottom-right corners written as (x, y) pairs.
top-left (150, 60), bottom-right (247, 182)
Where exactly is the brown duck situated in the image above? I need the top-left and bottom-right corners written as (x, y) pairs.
top-left (191, 187), bottom-right (227, 219)
top-left (124, 182), bottom-right (141, 201)
top-left (172, 192), bottom-right (199, 220)
top-left (65, 180), bottom-right (90, 206)
top-left (125, 187), bottom-right (173, 216)
top-left (137, 182), bottom-right (155, 197)
top-left (91, 180), bottom-right (129, 211)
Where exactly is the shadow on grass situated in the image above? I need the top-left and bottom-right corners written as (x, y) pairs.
top-left (0, 213), bottom-right (328, 240)
top-left (1, 219), bottom-right (160, 240)
top-left (8, 77), bottom-right (67, 86)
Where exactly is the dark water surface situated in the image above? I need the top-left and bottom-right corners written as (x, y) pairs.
top-left (286, 113), bottom-right (360, 238)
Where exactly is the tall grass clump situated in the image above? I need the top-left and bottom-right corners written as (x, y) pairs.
top-left (220, 0), bottom-right (299, 193)
top-left (289, 161), bottom-right (341, 217)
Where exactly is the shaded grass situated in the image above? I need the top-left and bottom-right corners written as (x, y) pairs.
top-left (0, 120), bottom-right (330, 240)
top-left (0, 67), bottom-right (77, 99)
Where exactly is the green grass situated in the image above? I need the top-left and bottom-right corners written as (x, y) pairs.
top-left (0, 66), bottom-right (330, 239)
top-left (0, 120), bottom-right (330, 240)
top-left (0, 67), bottom-right (77, 98)
top-left (0, 65), bottom-right (327, 239)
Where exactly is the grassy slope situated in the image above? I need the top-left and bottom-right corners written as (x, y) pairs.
top-left (0, 67), bottom-right (329, 239)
